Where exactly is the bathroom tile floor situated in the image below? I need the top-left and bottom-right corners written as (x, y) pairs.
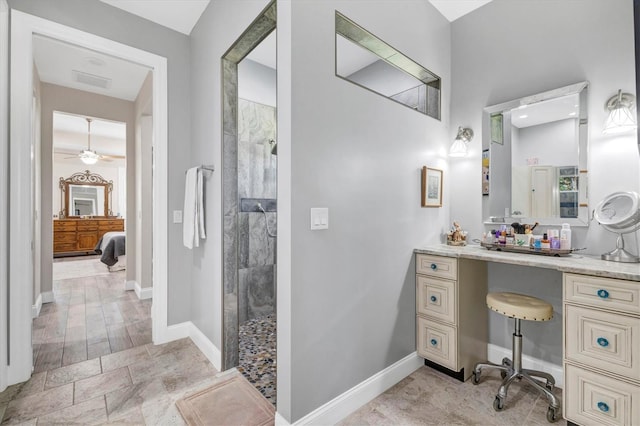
top-left (340, 365), bottom-right (567, 426)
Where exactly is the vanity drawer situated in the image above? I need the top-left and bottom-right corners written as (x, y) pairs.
top-left (565, 305), bottom-right (639, 378)
top-left (53, 221), bottom-right (76, 231)
top-left (564, 363), bottom-right (639, 426)
top-left (564, 273), bottom-right (640, 315)
top-left (417, 316), bottom-right (457, 371)
top-left (416, 254), bottom-right (457, 280)
top-left (416, 275), bottom-right (456, 324)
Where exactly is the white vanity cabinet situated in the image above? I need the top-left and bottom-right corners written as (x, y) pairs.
top-left (563, 273), bottom-right (640, 426)
top-left (415, 254), bottom-right (488, 381)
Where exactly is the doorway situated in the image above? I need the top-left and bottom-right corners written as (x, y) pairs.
top-left (6, 11), bottom-right (168, 387)
top-left (221, 0), bottom-right (277, 405)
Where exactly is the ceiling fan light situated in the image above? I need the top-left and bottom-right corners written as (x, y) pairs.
top-left (80, 150), bottom-right (99, 165)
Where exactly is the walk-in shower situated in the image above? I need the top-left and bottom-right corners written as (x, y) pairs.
top-left (221, 0), bottom-right (277, 406)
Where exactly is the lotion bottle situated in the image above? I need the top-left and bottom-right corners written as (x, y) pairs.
top-left (560, 223), bottom-right (571, 250)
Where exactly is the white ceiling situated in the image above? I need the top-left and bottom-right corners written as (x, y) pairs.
top-left (99, 0), bottom-right (210, 35)
top-left (429, 0), bottom-right (493, 21)
top-left (511, 93), bottom-right (580, 129)
top-left (33, 35), bottom-right (150, 102)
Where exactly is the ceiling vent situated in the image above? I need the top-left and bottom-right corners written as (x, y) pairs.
top-left (72, 70), bottom-right (112, 89)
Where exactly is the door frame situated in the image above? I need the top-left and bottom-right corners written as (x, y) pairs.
top-left (0, 0), bottom-right (9, 393)
top-left (7, 10), bottom-right (169, 386)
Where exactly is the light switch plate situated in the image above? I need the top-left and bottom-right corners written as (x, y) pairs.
top-left (173, 210), bottom-right (183, 224)
top-left (310, 208), bottom-right (329, 230)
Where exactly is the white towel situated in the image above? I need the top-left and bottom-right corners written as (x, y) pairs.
top-left (183, 167), bottom-right (206, 249)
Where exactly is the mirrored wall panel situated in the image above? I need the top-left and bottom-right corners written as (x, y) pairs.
top-left (335, 11), bottom-right (441, 119)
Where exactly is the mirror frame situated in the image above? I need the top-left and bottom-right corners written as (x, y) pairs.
top-left (482, 81), bottom-right (589, 227)
top-left (335, 11), bottom-right (441, 119)
top-left (59, 170), bottom-right (113, 218)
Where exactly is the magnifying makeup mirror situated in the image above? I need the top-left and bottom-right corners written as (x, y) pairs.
top-left (593, 191), bottom-right (640, 263)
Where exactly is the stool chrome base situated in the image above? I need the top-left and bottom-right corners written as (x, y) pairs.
top-left (472, 319), bottom-right (560, 423)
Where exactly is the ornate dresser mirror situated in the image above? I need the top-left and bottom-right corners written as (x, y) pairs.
top-left (482, 82), bottom-right (589, 227)
top-left (59, 170), bottom-right (113, 218)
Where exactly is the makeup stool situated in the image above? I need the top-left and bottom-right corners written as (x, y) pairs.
top-left (472, 292), bottom-right (560, 423)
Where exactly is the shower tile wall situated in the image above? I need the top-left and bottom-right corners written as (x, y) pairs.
top-left (238, 99), bottom-right (277, 325)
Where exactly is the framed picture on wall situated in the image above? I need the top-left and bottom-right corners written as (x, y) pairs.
top-left (491, 113), bottom-right (503, 145)
top-left (421, 166), bottom-right (443, 207)
top-left (482, 149), bottom-right (490, 195)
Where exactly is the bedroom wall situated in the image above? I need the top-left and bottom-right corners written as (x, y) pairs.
top-left (52, 161), bottom-right (124, 218)
top-left (40, 83), bottom-right (135, 296)
top-left (7, 0), bottom-right (193, 324)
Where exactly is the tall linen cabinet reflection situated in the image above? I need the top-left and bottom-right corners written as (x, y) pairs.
top-left (415, 253), bottom-right (488, 380)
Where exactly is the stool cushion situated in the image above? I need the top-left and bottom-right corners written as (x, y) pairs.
top-left (486, 292), bottom-right (553, 321)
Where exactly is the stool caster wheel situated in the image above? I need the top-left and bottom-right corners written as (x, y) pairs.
top-left (545, 381), bottom-right (554, 392)
top-left (493, 396), bottom-right (505, 412)
top-left (472, 370), bottom-right (480, 385)
top-left (500, 370), bottom-right (507, 379)
top-left (546, 406), bottom-right (558, 423)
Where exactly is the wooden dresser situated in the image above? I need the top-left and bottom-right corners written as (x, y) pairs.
top-left (53, 218), bottom-right (124, 256)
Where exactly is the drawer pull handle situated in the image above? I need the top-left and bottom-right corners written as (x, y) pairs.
top-left (597, 337), bottom-right (609, 347)
top-left (430, 263), bottom-right (437, 270)
top-left (430, 338), bottom-right (438, 346)
top-left (597, 289), bottom-right (609, 299)
top-left (597, 402), bottom-right (609, 413)
top-left (430, 295), bottom-right (437, 303)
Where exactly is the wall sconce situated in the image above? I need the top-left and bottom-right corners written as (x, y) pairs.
top-left (449, 126), bottom-right (474, 157)
top-left (603, 90), bottom-right (637, 135)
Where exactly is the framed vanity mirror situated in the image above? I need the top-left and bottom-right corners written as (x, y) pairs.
top-left (482, 82), bottom-right (589, 226)
top-left (59, 170), bottom-right (113, 218)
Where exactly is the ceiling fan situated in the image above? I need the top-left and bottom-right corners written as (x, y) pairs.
top-left (62, 118), bottom-right (125, 164)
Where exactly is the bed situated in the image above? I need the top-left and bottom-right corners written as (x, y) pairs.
top-left (94, 231), bottom-right (126, 271)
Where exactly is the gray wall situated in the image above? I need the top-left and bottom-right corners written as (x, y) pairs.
top-left (8, 0), bottom-right (193, 324)
top-left (189, 0), bottom-right (270, 361)
top-left (40, 84), bottom-right (135, 296)
top-left (451, 0), bottom-right (640, 366)
top-left (288, 1), bottom-right (451, 420)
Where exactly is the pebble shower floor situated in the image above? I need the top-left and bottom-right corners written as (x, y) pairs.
top-left (237, 314), bottom-right (276, 406)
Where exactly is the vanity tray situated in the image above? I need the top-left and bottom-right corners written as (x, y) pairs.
top-left (480, 242), bottom-right (572, 257)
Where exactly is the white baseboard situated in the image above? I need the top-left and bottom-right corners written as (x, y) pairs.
top-left (134, 282), bottom-right (152, 300)
top-left (42, 291), bottom-right (53, 304)
top-left (125, 280), bottom-right (136, 291)
top-left (31, 293), bottom-right (42, 318)
top-left (276, 352), bottom-right (422, 425)
top-left (188, 322), bottom-right (222, 371)
top-left (488, 343), bottom-right (563, 388)
top-left (157, 321), bottom-right (221, 371)
top-left (32, 291), bottom-right (53, 318)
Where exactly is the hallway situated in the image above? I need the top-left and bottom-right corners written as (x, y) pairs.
top-left (0, 258), bottom-right (219, 424)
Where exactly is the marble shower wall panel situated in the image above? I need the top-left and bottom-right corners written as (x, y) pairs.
top-left (238, 99), bottom-right (277, 200)
top-left (238, 212), bottom-right (277, 269)
top-left (238, 265), bottom-right (275, 323)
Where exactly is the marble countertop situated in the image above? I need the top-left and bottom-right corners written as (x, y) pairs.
top-left (414, 244), bottom-right (640, 282)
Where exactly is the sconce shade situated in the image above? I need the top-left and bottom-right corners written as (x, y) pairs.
top-left (449, 126), bottom-right (474, 157)
top-left (603, 90), bottom-right (637, 135)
